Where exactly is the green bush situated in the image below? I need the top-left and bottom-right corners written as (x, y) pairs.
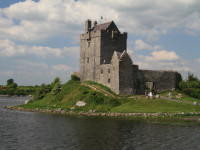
top-left (178, 73), bottom-right (200, 99)
top-left (109, 98), bottom-right (121, 106)
top-left (86, 91), bottom-right (104, 104)
top-left (71, 75), bottom-right (80, 81)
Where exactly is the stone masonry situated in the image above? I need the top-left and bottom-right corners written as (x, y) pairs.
top-left (78, 19), bottom-right (182, 95)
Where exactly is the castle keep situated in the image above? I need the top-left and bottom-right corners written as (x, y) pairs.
top-left (79, 19), bottom-right (182, 95)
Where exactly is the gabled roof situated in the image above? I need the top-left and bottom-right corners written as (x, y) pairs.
top-left (93, 21), bottom-right (118, 32)
top-left (116, 52), bottom-right (122, 59)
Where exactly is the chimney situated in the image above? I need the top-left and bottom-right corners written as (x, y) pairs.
top-left (85, 19), bottom-right (92, 33)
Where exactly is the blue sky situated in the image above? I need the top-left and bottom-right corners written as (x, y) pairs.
top-left (0, 0), bottom-right (200, 85)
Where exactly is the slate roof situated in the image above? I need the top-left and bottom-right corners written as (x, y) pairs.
top-left (93, 21), bottom-right (112, 32)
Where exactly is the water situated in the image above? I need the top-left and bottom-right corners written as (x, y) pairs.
top-left (1, 97), bottom-right (200, 150)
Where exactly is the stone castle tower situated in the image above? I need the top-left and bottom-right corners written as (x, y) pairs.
top-left (79, 19), bottom-right (182, 95)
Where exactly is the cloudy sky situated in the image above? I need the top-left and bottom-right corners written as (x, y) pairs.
top-left (0, 0), bottom-right (200, 85)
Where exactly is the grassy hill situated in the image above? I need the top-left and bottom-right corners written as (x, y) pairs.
top-left (18, 75), bottom-right (200, 114)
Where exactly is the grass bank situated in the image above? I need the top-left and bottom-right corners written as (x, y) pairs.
top-left (16, 76), bottom-right (200, 116)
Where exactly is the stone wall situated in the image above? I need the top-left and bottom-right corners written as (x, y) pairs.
top-left (133, 65), bottom-right (146, 94)
top-left (140, 70), bottom-right (182, 93)
top-left (118, 51), bottom-right (135, 95)
top-left (110, 51), bottom-right (120, 94)
top-left (97, 64), bottom-right (111, 88)
top-left (100, 29), bottom-right (127, 64)
top-left (80, 29), bottom-right (101, 82)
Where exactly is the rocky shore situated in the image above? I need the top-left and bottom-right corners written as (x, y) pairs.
top-left (4, 105), bottom-right (200, 118)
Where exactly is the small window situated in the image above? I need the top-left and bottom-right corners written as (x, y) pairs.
top-left (108, 78), bottom-right (110, 83)
top-left (88, 42), bottom-right (90, 48)
top-left (101, 69), bottom-right (103, 74)
top-left (87, 58), bottom-right (89, 63)
top-left (108, 69), bottom-right (110, 73)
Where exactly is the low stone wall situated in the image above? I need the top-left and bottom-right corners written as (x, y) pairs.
top-left (4, 106), bottom-right (200, 118)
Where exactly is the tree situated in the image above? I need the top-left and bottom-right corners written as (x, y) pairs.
top-left (51, 77), bottom-right (61, 89)
top-left (186, 72), bottom-right (199, 82)
top-left (52, 82), bottom-right (62, 95)
top-left (179, 73), bottom-right (200, 99)
top-left (7, 79), bottom-right (14, 86)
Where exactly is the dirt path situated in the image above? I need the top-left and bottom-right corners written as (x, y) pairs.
top-left (160, 96), bottom-right (200, 105)
top-left (82, 83), bottom-right (117, 98)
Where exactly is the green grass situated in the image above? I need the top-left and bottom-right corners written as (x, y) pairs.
top-left (160, 90), bottom-right (200, 103)
top-left (17, 77), bottom-right (200, 114)
top-left (19, 79), bottom-right (122, 113)
top-left (84, 80), bottom-right (117, 96)
top-left (111, 98), bottom-right (200, 113)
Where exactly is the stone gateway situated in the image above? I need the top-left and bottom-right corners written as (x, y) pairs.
top-left (77, 19), bottom-right (181, 95)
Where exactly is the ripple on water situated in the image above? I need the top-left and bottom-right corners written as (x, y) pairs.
top-left (1, 97), bottom-right (200, 150)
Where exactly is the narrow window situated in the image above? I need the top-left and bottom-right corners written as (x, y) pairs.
top-left (108, 78), bottom-right (110, 83)
top-left (108, 69), bottom-right (110, 73)
top-left (101, 69), bottom-right (103, 74)
top-left (88, 42), bottom-right (90, 48)
top-left (87, 58), bottom-right (89, 63)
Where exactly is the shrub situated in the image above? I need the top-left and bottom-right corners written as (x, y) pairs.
top-left (52, 82), bottom-right (62, 95)
top-left (86, 91), bottom-right (104, 104)
top-left (109, 98), bottom-right (121, 106)
top-left (178, 73), bottom-right (200, 99)
top-left (71, 75), bottom-right (80, 81)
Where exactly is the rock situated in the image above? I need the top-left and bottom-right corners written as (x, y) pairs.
top-left (56, 108), bottom-right (62, 112)
top-left (76, 101), bottom-right (86, 107)
top-left (24, 100), bottom-right (30, 104)
top-left (88, 110), bottom-right (93, 113)
top-left (156, 95), bottom-right (160, 98)
top-left (194, 101), bottom-right (198, 106)
top-left (61, 110), bottom-right (66, 114)
top-left (70, 107), bottom-right (75, 110)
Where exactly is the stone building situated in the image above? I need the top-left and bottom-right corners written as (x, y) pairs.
top-left (78, 19), bottom-right (182, 95)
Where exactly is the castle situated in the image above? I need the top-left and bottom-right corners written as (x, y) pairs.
top-left (78, 19), bottom-right (182, 95)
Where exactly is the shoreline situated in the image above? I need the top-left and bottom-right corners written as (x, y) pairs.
top-left (0, 95), bottom-right (33, 98)
top-left (4, 105), bottom-right (200, 120)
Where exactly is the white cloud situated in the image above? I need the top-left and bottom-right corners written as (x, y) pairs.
top-left (17, 60), bottom-right (48, 70)
top-left (0, 71), bottom-right (14, 76)
top-left (0, 39), bottom-right (79, 58)
top-left (63, 46), bottom-right (79, 58)
top-left (140, 50), bottom-right (180, 62)
top-left (28, 46), bottom-right (62, 58)
top-left (134, 39), bottom-right (161, 51)
top-left (186, 12), bottom-right (200, 34)
top-left (52, 64), bottom-right (72, 71)
top-left (132, 53), bottom-right (197, 79)
top-left (11, 60), bottom-right (76, 85)
top-left (151, 50), bottom-right (180, 61)
top-left (1, 0), bottom-right (200, 84)
top-left (0, 39), bottom-right (17, 57)
top-left (195, 58), bottom-right (200, 63)
top-left (0, 0), bottom-right (200, 42)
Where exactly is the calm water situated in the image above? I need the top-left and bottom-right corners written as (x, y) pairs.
top-left (1, 97), bottom-right (200, 150)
